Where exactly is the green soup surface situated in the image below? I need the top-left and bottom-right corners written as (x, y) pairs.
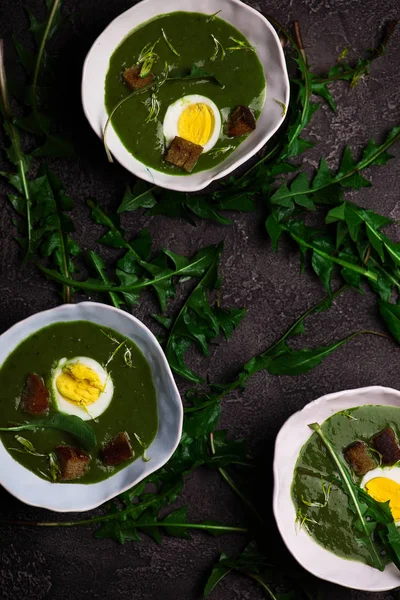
top-left (104, 11), bottom-right (266, 174)
top-left (0, 321), bottom-right (158, 484)
top-left (292, 405), bottom-right (400, 566)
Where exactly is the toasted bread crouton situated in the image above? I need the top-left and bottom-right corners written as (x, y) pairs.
top-left (122, 65), bottom-right (154, 90)
top-left (55, 445), bottom-right (90, 481)
top-left (164, 136), bottom-right (203, 172)
top-left (371, 427), bottom-right (400, 465)
top-left (20, 373), bottom-right (49, 416)
top-left (101, 431), bottom-right (134, 466)
top-left (227, 105), bottom-right (256, 137)
top-left (343, 441), bottom-right (376, 477)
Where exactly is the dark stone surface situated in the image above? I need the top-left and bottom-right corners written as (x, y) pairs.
top-left (0, 0), bottom-right (399, 599)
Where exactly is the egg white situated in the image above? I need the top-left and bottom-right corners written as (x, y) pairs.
top-left (163, 94), bottom-right (221, 153)
top-left (51, 356), bottom-right (114, 421)
top-left (360, 466), bottom-right (400, 488)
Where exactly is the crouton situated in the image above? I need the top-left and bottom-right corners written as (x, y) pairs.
top-left (55, 445), bottom-right (90, 481)
top-left (20, 373), bottom-right (49, 416)
top-left (371, 427), bottom-right (400, 465)
top-left (343, 441), bottom-right (376, 477)
top-left (164, 136), bottom-right (203, 172)
top-left (122, 65), bottom-right (154, 91)
top-left (101, 431), bottom-right (134, 466)
top-left (227, 105), bottom-right (256, 137)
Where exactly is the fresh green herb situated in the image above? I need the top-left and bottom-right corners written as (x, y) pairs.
top-left (273, 98), bottom-right (287, 117)
top-left (206, 10), bottom-right (221, 23)
top-left (12, 435), bottom-right (46, 457)
top-left (123, 347), bottom-right (135, 369)
top-left (137, 39), bottom-right (160, 77)
top-left (159, 242), bottom-right (246, 383)
top-left (39, 209), bottom-right (222, 313)
top-left (205, 542), bottom-right (313, 599)
top-left (134, 432), bottom-right (151, 462)
top-left (295, 508), bottom-right (319, 533)
top-left (167, 64), bottom-right (224, 87)
top-left (208, 145), bottom-right (236, 158)
top-left (210, 34), bottom-right (226, 61)
top-left (0, 414), bottom-right (96, 451)
top-left (117, 181), bottom-right (157, 214)
top-left (226, 37), bottom-right (255, 52)
top-left (103, 81), bottom-right (155, 162)
top-left (161, 28), bottom-right (180, 56)
top-left (0, 40), bottom-right (33, 261)
top-left (144, 93), bottom-right (161, 123)
top-left (12, 0), bottom-right (74, 157)
top-left (48, 451), bottom-right (60, 481)
top-left (105, 340), bottom-right (126, 368)
top-left (301, 480), bottom-right (332, 508)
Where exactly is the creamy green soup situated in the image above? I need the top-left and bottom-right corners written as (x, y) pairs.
top-left (0, 321), bottom-right (158, 484)
top-left (104, 11), bottom-right (266, 174)
top-left (292, 405), bottom-right (400, 566)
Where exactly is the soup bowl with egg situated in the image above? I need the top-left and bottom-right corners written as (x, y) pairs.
top-left (273, 386), bottom-right (400, 592)
top-left (82, 0), bottom-right (289, 191)
top-left (0, 302), bottom-right (182, 512)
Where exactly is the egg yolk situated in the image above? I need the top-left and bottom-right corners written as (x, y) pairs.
top-left (178, 103), bottom-right (215, 147)
top-left (365, 477), bottom-right (400, 520)
top-left (56, 363), bottom-right (104, 406)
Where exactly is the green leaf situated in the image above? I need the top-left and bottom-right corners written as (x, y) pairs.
top-left (265, 213), bottom-right (283, 251)
top-left (0, 414), bottom-right (96, 451)
top-left (168, 64), bottom-right (224, 87)
top-left (117, 181), bottom-right (157, 213)
top-left (162, 506), bottom-right (190, 538)
top-left (204, 553), bottom-right (231, 598)
top-left (379, 301), bottom-right (400, 343)
top-left (267, 335), bottom-right (355, 375)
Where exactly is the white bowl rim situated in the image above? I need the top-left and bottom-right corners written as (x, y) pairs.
top-left (0, 301), bottom-right (183, 512)
top-left (273, 385), bottom-right (400, 592)
top-left (81, 0), bottom-right (290, 192)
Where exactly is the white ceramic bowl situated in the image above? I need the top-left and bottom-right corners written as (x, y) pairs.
top-left (82, 0), bottom-right (290, 192)
top-left (0, 302), bottom-right (183, 512)
top-left (273, 386), bottom-right (400, 592)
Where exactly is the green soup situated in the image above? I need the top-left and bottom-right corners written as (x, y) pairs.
top-left (0, 321), bottom-right (158, 484)
top-left (104, 11), bottom-right (266, 174)
top-left (291, 405), bottom-right (400, 566)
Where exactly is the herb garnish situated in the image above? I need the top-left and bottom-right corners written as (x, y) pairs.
top-left (210, 34), bottom-right (226, 61)
top-left (137, 39), bottom-right (160, 77)
top-left (161, 29), bottom-right (180, 57)
top-left (0, 414), bottom-right (96, 451)
top-left (227, 37), bottom-right (255, 52)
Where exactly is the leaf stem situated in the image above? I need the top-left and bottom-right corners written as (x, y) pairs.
top-left (164, 246), bottom-right (221, 360)
top-left (37, 252), bottom-right (214, 293)
top-left (32, 0), bottom-right (61, 137)
top-left (283, 226), bottom-right (379, 281)
top-left (210, 432), bottom-right (264, 526)
top-left (0, 515), bottom-right (246, 533)
top-left (0, 39), bottom-right (32, 261)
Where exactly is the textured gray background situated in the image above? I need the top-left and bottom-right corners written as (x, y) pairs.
top-left (0, 0), bottom-right (400, 598)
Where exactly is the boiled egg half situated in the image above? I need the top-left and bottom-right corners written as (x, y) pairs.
top-left (51, 357), bottom-right (113, 421)
top-left (361, 466), bottom-right (400, 522)
top-left (163, 94), bottom-right (221, 152)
